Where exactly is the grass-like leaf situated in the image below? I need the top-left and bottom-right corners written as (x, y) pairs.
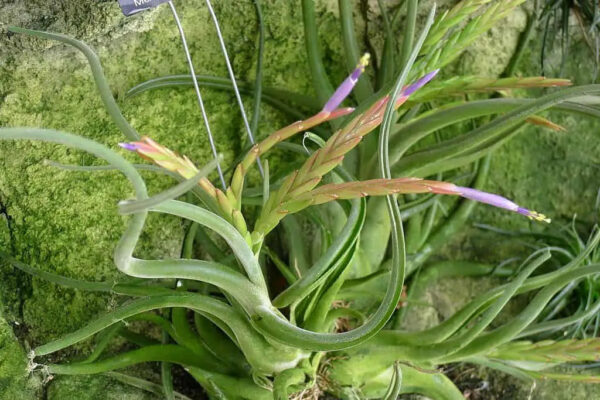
top-left (9, 27), bottom-right (141, 141)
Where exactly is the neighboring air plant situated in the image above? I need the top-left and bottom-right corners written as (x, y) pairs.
top-left (540, 0), bottom-right (600, 79)
top-left (477, 216), bottom-right (600, 340)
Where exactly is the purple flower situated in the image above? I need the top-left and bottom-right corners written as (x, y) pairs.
top-left (118, 139), bottom-right (156, 156)
top-left (323, 54), bottom-right (370, 113)
top-left (403, 69), bottom-right (440, 96)
top-left (119, 142), bottom-right (139, 151)
top-left (457, 186), bottom-right (550, 223)
top-left (393, 70), bottom-right (440, 108)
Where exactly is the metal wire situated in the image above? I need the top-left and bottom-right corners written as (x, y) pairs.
top-left (168, 1), bottom-right (227, 189)
top-left (204, 0), bottom-right (264, 178)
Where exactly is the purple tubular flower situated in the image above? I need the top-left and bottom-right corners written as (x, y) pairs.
top-left (403, 69), bottom-right (440, 96)
top-left (322, 54), bottom-right (370, 113)
top-left (457, 187), bottom-right (519, 210)
top-left (119, 142), bottom-right (138, 151)
top-left (457, 186), bottom-right (550, 223)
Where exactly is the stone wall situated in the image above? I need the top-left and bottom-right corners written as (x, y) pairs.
top-left (1, 1), bottom-right (599, 398)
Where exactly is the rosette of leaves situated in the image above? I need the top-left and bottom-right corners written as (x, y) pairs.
top-left (3, 1), bottom-right (600, 399)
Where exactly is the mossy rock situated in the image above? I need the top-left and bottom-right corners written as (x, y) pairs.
top-left (0, 314), bottom-right (40, 399)
top-left (448, 363), bottom-right (600, 400)
top-left (1, 1), bottom-right (600, 399)
top-left (46, 375), bottom-right (158, 400)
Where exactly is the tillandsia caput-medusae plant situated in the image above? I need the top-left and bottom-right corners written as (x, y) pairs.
top-left (4, 0), bottom-right (600, 398)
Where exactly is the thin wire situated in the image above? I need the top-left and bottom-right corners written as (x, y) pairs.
top-left (168, 1), bottom-right (227, 189)
top-left (204, 0), bottom-right (264, 178)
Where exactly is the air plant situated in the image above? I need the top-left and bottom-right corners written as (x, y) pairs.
top-left (3, 1), bottom-right (600, 399)
top-left (540, 0), bottom-right (600, 80)
top-left (476, 215), bottom-right (600, 341)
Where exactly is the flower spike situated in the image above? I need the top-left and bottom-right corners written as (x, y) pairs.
top-left (119, 136), bottom-right (201, 180)
top-left (120, 136), bottom-right (258, 243)
top-left (285, 179), bottom-right (551, 224)
top-left (323, 53), bottom-right (370, 113)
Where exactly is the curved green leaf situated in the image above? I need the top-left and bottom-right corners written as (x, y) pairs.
top-left (9, 27), bottom-right (140, 141)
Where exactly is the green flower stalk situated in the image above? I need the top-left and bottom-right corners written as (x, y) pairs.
top-left (489, 339), bottom-right (600, 363)
top-left (119, 137), bottom-right (251, 241)
top-left (119, 137), bottom-right (216, 198)
top-left (411, 76), bottom-right (572, 102)
top-left (279, 178), bottom-right (550, 223)
top-left (252, 70), bottom-right (441, 236)
top-left (121, 66), bottom-right (548, 245)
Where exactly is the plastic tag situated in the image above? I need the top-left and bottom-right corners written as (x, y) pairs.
top-left (118, 0), bottom-right (171, 16)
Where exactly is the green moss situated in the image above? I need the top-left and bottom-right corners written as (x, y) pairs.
top-left (2, 1), bottom-right (600, 398)
top-left (47, 375), bottom-right (157, 400)
top-left (0, 314), bottom-right (40, 399)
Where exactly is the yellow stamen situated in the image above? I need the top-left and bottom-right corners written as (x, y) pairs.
top-left (359, 53), bottom-right (370, 69)
top-left (528, 211), bottom-right (551, 224)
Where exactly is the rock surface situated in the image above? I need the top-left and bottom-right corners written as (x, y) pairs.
top-left (1, 1), bottom-right (599, 399)
top-left (0, 313), bottom-right (40, 399)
